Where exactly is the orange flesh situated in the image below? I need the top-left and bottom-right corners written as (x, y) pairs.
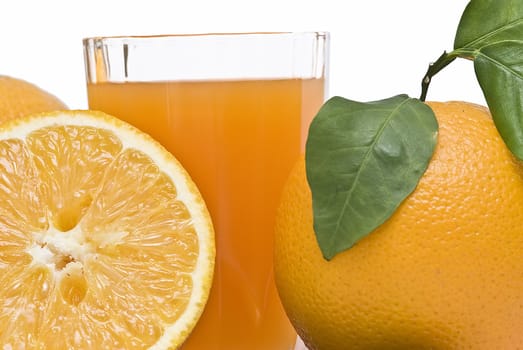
top-left (0, 125), bottom-right (199, 349)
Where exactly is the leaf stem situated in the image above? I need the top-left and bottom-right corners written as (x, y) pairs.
top-left (420, 51), bottom-right (458, 101)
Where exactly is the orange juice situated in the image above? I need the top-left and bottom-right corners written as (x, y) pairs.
top-left (87, 78), bottom-right (325, 349)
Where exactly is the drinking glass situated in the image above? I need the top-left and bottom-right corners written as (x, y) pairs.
top-left (83, 32), bottom-right (329, 350)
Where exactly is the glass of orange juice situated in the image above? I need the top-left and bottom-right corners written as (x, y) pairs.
top-left (83, 32), bottom-right (329, 350)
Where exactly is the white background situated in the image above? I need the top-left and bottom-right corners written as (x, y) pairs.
top-left (0, 0), bottom-right (485, 109)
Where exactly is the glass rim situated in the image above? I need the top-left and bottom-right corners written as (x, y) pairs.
top-left (83, 31), bottom-right (329, 83)
top-left (82, 31), bottom-right (329, 43)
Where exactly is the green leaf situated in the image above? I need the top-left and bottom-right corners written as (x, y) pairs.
top-left (305, 95), bottom-right (438, 260)
top-left (474, 43), bottom-right (523, 158)
top-left (454, 0), bottom-right (523, 50)
top-left (452, 0), bottom-right (523, 159)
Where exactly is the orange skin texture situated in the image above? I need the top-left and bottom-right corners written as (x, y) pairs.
top-left (0, 75), bottom-right (67, 123)
top-left (274, 101), bottom-right (523, 349)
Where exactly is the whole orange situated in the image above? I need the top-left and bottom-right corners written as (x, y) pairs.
top-left (274, 101), bottom-right (523, 349)
top-left (0, 75), bottom-right (67, 123)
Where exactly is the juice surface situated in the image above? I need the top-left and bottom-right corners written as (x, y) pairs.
top-left (87, 78), bottom-right (324, 349)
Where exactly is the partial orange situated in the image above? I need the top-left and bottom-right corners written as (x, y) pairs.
top-left (0, 75), bottom-right (67, 123)
top-left (274, 101), bottom-right (523, 349)
top-left (0, 110), bottom-right (215, 349)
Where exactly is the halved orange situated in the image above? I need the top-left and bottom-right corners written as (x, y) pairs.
top-left (0, 110), bottom-right (215, 349)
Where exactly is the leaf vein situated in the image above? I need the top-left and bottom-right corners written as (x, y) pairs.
top-left (461, 18), bottom-right (523, 49)
top-left (477, 51), bottom-right (523, 80)
top-left (330, 97), bottom-right (413, 247)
